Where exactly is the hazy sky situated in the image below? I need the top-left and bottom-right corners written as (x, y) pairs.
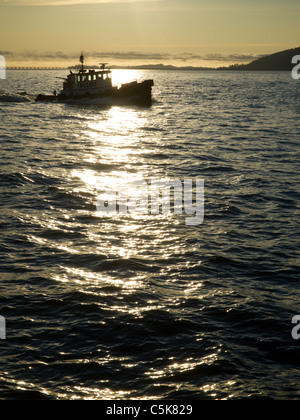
top-left (0, 0), bottom-right (299, 67)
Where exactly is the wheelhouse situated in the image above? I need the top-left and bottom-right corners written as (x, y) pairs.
top-left (61, 54), bottom-right (113, 96)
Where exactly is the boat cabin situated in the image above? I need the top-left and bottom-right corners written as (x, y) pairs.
top-left (61, 54), bottom-right (114, 97)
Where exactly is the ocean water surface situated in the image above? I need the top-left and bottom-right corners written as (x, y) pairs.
top-left (0, 69), bottom-right (299, 399)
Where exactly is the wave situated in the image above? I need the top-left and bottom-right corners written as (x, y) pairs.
top-left (0, 91), bottom-right (33, 103)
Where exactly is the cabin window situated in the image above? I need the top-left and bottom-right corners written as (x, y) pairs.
top-left (88, 75), bottom-right (91, 81)
top-left (77, 76), bottom-right (80, 82)
top-left (93, 75), bottom-right (97, 80)
top-left (98, 74), bottom-right (102, 79)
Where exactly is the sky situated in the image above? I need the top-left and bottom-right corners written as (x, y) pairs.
top-left (0, 0), bottom-right (299, 68)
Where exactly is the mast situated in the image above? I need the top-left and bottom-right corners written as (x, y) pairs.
top-left (79, 51), bottom-right (84, 73)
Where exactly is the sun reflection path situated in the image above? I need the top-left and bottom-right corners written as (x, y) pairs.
top-left (111, 69), bottom-right (145, 89)
top-left (72, 100), bottom-right (153, 196)
top-left (89, 106), bottom-right (141, 141)
top-left (66, 95), bottom-right (194, 294)
top-left (85, 105), bottom-right (152, 174)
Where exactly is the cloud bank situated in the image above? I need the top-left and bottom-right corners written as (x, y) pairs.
top-left (0, 50), bottom-right (265, 65)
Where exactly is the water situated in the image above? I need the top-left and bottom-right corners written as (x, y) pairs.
top-left (0, 69), bottom-right (299, 400)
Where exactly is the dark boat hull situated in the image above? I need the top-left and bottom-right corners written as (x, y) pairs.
top-left (36, 79), bottom-right (154, 106)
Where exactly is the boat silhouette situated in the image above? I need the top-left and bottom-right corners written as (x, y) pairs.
top-left (36, 52), bottom-right (154, 106)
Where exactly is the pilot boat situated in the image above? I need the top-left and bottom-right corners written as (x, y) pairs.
top-left (36, 52), bottom-right (154, 106)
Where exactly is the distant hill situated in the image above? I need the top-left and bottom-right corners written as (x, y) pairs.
top-left (222, 47), bottom-right (300, 71)
top-left (68, 63), bottom-right (212, 71)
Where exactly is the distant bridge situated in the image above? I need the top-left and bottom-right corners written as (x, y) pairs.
top-left (7, 67), bottom-right (67, 70)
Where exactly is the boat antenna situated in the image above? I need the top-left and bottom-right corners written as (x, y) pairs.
top-left (79, 51), bottom-right (84, 72)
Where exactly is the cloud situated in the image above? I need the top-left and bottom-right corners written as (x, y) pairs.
top-left (2, 49), bottom-right (264, 65)
top-left (0, 51), bottom-right (14, 57)
top-left (98, 51), bottom-right (170, 61)
top-left (86, 51), bottom-right (265, 63)
top-left (1, 50), bottom-right (74, 60)
top-left (1, 0), bottom-right (160, 6)
top-left (2, 50), bottom-right (172, 64)
top-left (202, 53), bottom-right (266, 62)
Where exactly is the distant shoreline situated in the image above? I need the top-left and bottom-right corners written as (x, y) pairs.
top-left (6, 67), bottom-right (290, 73)
top-left (6, 47), bottom-right (299, 72)
top-left (6, 65), bottom-right (215, 70)
top-left (6, 47), bottom-right (300, 71)
top-left (6, 66), bottom-right (292, 71)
